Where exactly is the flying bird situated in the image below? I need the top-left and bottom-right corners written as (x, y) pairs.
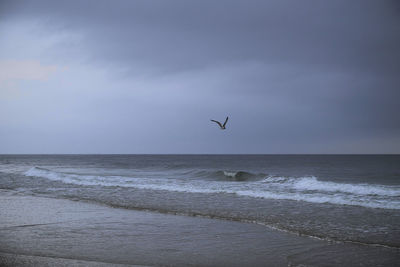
top-left (211, 117), bottom-right (229, 130)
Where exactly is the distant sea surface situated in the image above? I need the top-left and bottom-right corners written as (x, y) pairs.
top-left (1, 154), bottom-right (399, 248)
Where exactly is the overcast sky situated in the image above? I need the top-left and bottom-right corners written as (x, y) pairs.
top-left (0, 0), bottom-right (399, 153)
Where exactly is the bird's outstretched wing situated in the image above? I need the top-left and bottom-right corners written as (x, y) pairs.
top-left (211, 120), bottom-right (223, 128)
top-left (223, 116), bottom-right (229, 127)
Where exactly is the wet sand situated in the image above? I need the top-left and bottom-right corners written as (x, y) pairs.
top-left (0, 190), bottom-right (398, 267)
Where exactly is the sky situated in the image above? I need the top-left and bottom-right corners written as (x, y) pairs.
top-left (0, 0), bottom-right (399, 154)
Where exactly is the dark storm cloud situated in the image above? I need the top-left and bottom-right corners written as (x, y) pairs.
top-left (1, 0), bottom-right (399, 153)
top-left (2, 0), bottom-right (399, 73)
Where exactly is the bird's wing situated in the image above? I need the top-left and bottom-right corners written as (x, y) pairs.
top-left (211, 120), bottom-right (223, 127)
top-left (223, 116), bottom-right (229, 127)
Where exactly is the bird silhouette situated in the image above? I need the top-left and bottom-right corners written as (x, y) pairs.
top-left (211, 117), bottom-right (229, 130)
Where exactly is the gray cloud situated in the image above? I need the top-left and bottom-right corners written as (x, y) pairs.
top-left (3, 0), bottom-right (399, 72)
top-left (0, 0), bottom-right (399, 153)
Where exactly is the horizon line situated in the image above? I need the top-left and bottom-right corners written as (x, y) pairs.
top-left (1, 153), bottom-right (399, 156)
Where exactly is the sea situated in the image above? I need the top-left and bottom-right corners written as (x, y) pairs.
top-left (0, 154), bottom-right (399, 250)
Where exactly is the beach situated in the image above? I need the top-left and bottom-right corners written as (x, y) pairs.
top-left (0, 189), bottom-right (399, 267)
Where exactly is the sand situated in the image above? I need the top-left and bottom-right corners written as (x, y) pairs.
top-left (0, 190), bottom-right (398, 267)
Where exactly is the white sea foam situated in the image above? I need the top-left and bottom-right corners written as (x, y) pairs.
top-left (291, 176), bottom-right (400, 196)
top-left (24, 167), bottom-right (400, 210)
top-left (234, 190), bottom-right (400, 210)
top-left (223, 171), bottom-right (237, 177)
top-left (262, 176), bottom-right (400, 197)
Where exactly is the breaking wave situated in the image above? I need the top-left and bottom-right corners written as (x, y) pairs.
top-left (24, 167), bottom-right (400, 210)
top-left (217, 170), bottom-right (264, 181)
top-left (289, 176), bottom-right (400, 196)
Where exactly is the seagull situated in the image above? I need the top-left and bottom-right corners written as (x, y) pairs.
top-left (211, 116), bottom-right (229, 130)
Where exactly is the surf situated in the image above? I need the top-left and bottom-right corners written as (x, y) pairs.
top-left (24, 167), bottom-right (400, 210)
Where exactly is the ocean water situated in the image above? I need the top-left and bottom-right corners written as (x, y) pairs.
top-left (1, 154), bottom-right (399, 248)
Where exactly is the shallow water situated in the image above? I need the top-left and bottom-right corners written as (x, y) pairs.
top-left (1, 192), bottom-right (399, 267)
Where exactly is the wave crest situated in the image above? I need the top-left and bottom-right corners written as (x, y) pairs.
top-left (218, 170), bottom-right (263, 181)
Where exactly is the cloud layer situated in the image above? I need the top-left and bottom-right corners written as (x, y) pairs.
top-left (0, 0), bottom-right (399, 153)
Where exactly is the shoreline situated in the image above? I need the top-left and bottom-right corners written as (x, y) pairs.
top-left (7, 188), bottom-right (399, 250)
top-left (0, 190), bottom-right (399, 266)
